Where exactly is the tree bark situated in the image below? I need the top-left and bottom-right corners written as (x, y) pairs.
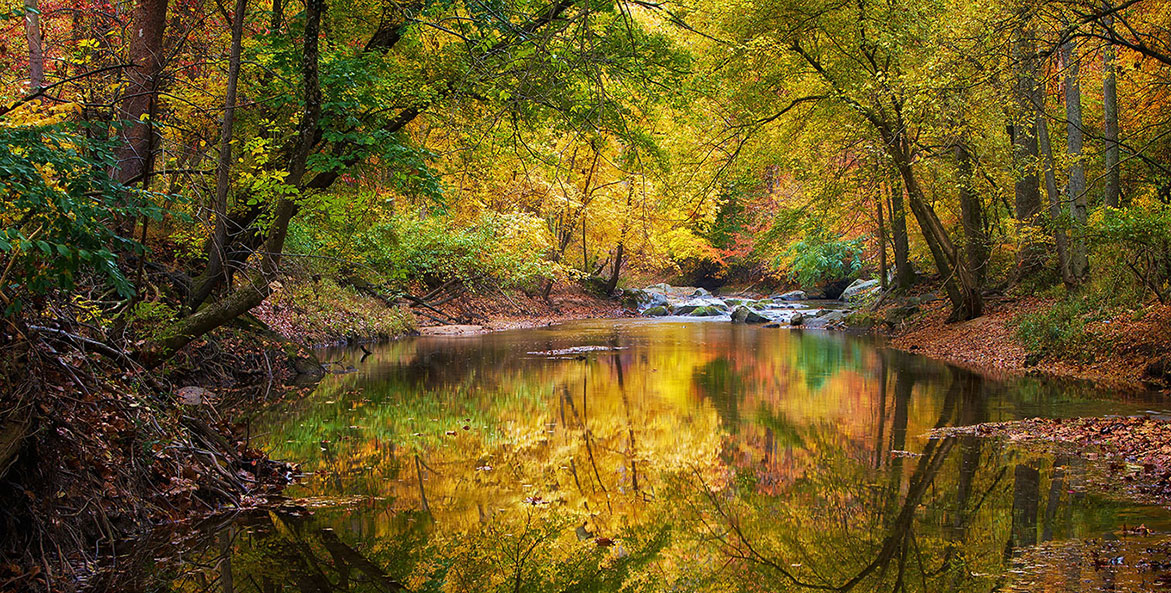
top-left (888, 177), bottom-right (915, 289)
top-left (1012, 19), bottom-right (1045, 281)
top-left (1102, 9), bottom-right (1122, 208)
top-left (876, 192), bottom-right (888, 291)
top-left (1038, 113), bottom-right (1074, 287)
top-left (23, 0), bottom-right (44, 91)
top-left (1061, 39), bottom-right (1089, 278)
top-left (887, 131), bottom-right (983, 321)
top-left (954, 139), bottom-right (988, 288)
top-left (604, 241), bottom-right (623, 294)
top-left (195, 0), bottom-right (250, 312)
top-left (114, 0), bottom-right (170, 185)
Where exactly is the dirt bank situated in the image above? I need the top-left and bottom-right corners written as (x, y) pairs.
top-left (255, 279), bottom-right (628, 344)
top-left (881, 295), bottom-right (1171, 393)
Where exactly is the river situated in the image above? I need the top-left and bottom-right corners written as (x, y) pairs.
top-left (133, 319), bottom-right (1171, 592)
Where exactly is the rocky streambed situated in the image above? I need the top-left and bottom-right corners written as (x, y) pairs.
top-left (621, 281), bottom-right (881, 329)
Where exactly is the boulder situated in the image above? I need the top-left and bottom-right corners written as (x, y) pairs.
top-left (763, 323), bottom-right (782, 328)
top-left (731, 305), bottom-right (769, 324)
top-left (643, 305), bottom-right (670, 317)
top-left (841, 279), bottom-right (881, 302)
top-left (789, 313), bottom-right (805, 326)
top-left (672, 299), bottom-right (706, 315)
top-left (691, 287), bottom-right (712, 297)
top-left (620, 289), bottom-right (647, 310)
top-left (777, 290), bottom-right (807, 302)
top-left (623, 289), bottom-right (669, 310)
top-left (177, 386), bottom-right (213, 406)
top-left (690, 306), bottom-right (721, 317)
top-left (883, 305), bottom-right (920, 325)
top-left (647, 282), bottom-right (671, 293)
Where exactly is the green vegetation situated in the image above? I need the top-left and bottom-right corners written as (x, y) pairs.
top-left (1011, 297), bottom-right (1106, 363)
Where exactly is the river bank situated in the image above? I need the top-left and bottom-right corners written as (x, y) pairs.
top-left (877, 293), bottom-right (1171, 393)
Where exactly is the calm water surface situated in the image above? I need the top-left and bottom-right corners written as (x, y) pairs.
top-left (143, 319), bottom-right (1171, 592)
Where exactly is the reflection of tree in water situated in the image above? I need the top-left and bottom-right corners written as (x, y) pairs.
top-left (145, 326), bottom-right (1168, 593)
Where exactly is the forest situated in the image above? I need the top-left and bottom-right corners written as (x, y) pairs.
top-left (1, 0), bottom-right (1170, 590)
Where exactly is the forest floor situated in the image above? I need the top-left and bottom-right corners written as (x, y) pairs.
top-left (880, 293), bottom-right (1171, 393)
top-left (415, 283), bottom-right (629, 335)
top-left (254, 277), bottom-right (629, 345)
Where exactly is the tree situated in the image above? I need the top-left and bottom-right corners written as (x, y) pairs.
top-left (113, 0), bottom-right (170, 186)
top-left (1060, 37), bottom-right (1089, 278)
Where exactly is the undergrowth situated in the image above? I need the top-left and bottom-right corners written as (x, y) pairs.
top-left (256, 276), bottom-right (417, 347)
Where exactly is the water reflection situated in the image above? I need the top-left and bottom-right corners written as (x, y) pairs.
top-left (140, 320), bottom-right (1171, 592)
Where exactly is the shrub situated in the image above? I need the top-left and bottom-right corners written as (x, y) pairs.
top-left (355, 211), bottom-right (563, 290)
top-left (1091, 200), bottom-right (1171, 305)
top-left (0, 109), bottom-right (165, 312)
top-left (1010, 298), bottom-right (1105, 362)
top-left (780, 227), bottom-right (864, 288)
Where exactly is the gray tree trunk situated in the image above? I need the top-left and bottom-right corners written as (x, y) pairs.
top-left (1038, 113), bottom-right (1074, 286)
top-left (889, 178), bottom-right (915, 289)
top-left (23, 0), bottom-right (43, 90)
top-left (1102, 12), bottom-right (1122, 208)
top-left (1061, 39), bottom-right (1089, 278)
top-left (192, 0), bottom-right (249, 311)
top-left (1012, 19), bottom-right (1045, 281)
top-left (955, 140), bottom-right (988, 288)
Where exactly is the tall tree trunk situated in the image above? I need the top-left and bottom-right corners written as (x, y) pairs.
top-left (1012, 19), bottom-right (1045, 281)
top-left (1038, 113), bottom-right (1074, 287)
top-left (605, 242), bottom-right (623, 294)
top-left (1102, 11), bottom-right (1122, 208)
top-left (1061, 39), bottom-right (1089, 278)
top-left (114, 0), bottom-right (170, 185)
top-left (883, 128), bottom-right (982, 320)
top-left (140, 0), bottom-right (323, 367)
top-left (876, 192), bottom-right (888, 291)
top-left (888, 176), bottom-right (914, 289)
top-left (23, 0), bottom-right (43, 90)
top-left (191, 0), bottom-right (249, 312)
top-left (954, 139), bottom-right (987, 288)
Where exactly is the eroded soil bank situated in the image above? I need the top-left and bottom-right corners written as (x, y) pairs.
top-left (881, 294), bottom-right (1171, 393)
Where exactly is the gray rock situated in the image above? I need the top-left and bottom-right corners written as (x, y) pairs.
top-left (690, 306), bottom-right (721, 317)
top-left (731, 305), bottom-right (769, 324)
top-left (841, 279), bottom-right (881, 302)
top-left (790, 313), bottom-right (805, 326)
top-left (778, 290), bottom-right (807, 302)
top-left (883, 305), bottom-right (920, 325)
top-left (177, 386), bottom-right (212, 406)
top-left (691, 287), bottom-right (712, 297)
top-left (643, 305), bottom-right (670, 317)
top-left (672, 299), bottom-right (705, 315)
